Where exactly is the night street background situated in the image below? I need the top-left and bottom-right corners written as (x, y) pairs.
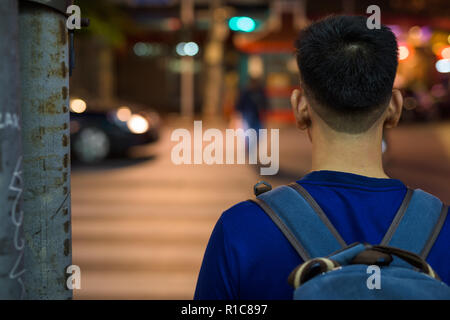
top-left (2, 0), bottom-right (448, 300)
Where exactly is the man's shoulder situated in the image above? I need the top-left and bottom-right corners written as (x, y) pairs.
top-left (217, 199), bottom-right (283, 246)
top-left (220, 200), bottom-right (265, 227)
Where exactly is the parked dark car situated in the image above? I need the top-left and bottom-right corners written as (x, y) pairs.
top-left (69, 99), bottom-right (160, 163)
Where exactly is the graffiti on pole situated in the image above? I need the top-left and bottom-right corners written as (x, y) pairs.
top-left (0, 112), bottom-right (21, 130)
top-left (8, 156), bottom-right (26, 299)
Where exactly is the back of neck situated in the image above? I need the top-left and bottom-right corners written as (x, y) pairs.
top-left (310, 128), bottom-right (389, 179)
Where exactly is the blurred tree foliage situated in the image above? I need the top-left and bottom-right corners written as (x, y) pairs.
top-left (74, 0), bottom-right (137, 48)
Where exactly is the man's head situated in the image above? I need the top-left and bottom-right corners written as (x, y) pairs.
top-left (291, 15), bottom-right (403, 135)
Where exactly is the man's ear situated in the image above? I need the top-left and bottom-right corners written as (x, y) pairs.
top-left (291, 88), bottom-right (311, 130)
top-left (384, 89), bottom-right (403, 129)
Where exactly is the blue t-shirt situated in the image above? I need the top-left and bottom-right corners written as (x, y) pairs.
top-left (194, 170), bottom-right (450, 300)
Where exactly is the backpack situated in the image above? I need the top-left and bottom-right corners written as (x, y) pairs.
top-left (251, 181), bottom-right (450, 300)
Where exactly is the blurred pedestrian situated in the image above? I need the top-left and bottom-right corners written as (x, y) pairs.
top-left (235, 77), bottom-right (268, 133)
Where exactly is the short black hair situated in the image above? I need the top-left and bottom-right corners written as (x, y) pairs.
top-left (295, 15), bottom-right (398, 133)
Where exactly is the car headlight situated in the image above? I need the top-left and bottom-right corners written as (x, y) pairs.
top-left (127, 114), bottom-right (149, 134)
top-left (116, 106), bottom-right (132, 122)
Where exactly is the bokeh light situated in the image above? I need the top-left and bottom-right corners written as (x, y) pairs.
top-left (134, 42), bottom-right (149, 56)
top-left (409, 26), bottom-right (422, 40)
top-left (70, 98), bottom-right (87, 113)
top-left (432, 42), bottom-right (446, 55)
top-left (229, 16), bottom-right (256, 32)
top-left (236, 17), bottom-right (256, 32)
top-left (127, 114), bottom-right (149, 134)
top-left (176, 42), bottom-right (186, 56)
top-left (184, 42), bottom-right (199, 56)
top-left (116, 106), bottom-right (132, 122)
top-left (435, 59), bottom-right (450, 73)
top-left (398, 46), bottom-right (410, 60)
top-left (228, 17), bottom-right (240, 31)
top-left (176, 42), bottom-right (199, 56)
top-left (441, 47), bottom-right (450, 59)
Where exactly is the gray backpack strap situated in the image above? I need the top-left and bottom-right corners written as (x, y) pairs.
top-left (250, 182), bottom-right (346, 261)
top-left (381, 188), bottom-right (447, 259)
top-left (288, 182), bottom-right (346, 248)
top-left (251, 197), bottom-right (311, 261)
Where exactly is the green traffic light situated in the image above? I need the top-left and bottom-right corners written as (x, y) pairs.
top-left (228, 16), bottom-right (256, 32)
top-left (229, 17), bottom-right (240, 31)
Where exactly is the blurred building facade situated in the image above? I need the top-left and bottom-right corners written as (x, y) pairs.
top-left (70, 0), bottom-right (450, 122)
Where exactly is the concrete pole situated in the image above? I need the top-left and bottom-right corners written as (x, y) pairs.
top-left (180, 0), bottom-right (195, 119)
top-left (202, 0), bottom-right (228, 120)
top-left (19, 0), bottom-right (72, 299)
top-left (0, 0), bottom-right (25, 300)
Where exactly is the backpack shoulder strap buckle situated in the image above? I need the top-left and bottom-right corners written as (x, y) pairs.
top-left (253, 181), bottom-right (272, 196)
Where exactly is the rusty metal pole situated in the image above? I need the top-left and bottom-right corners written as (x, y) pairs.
top-left (0, 0), bottom-right (25, 300)
top-left (19, 0), bottom-right (72, 299)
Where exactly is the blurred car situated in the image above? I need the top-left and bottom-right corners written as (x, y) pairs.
top-left (69, 98), bottom-right (160, 163)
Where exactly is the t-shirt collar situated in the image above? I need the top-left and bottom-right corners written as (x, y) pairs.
top-left (299, 170), bottom-right (405, 188)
